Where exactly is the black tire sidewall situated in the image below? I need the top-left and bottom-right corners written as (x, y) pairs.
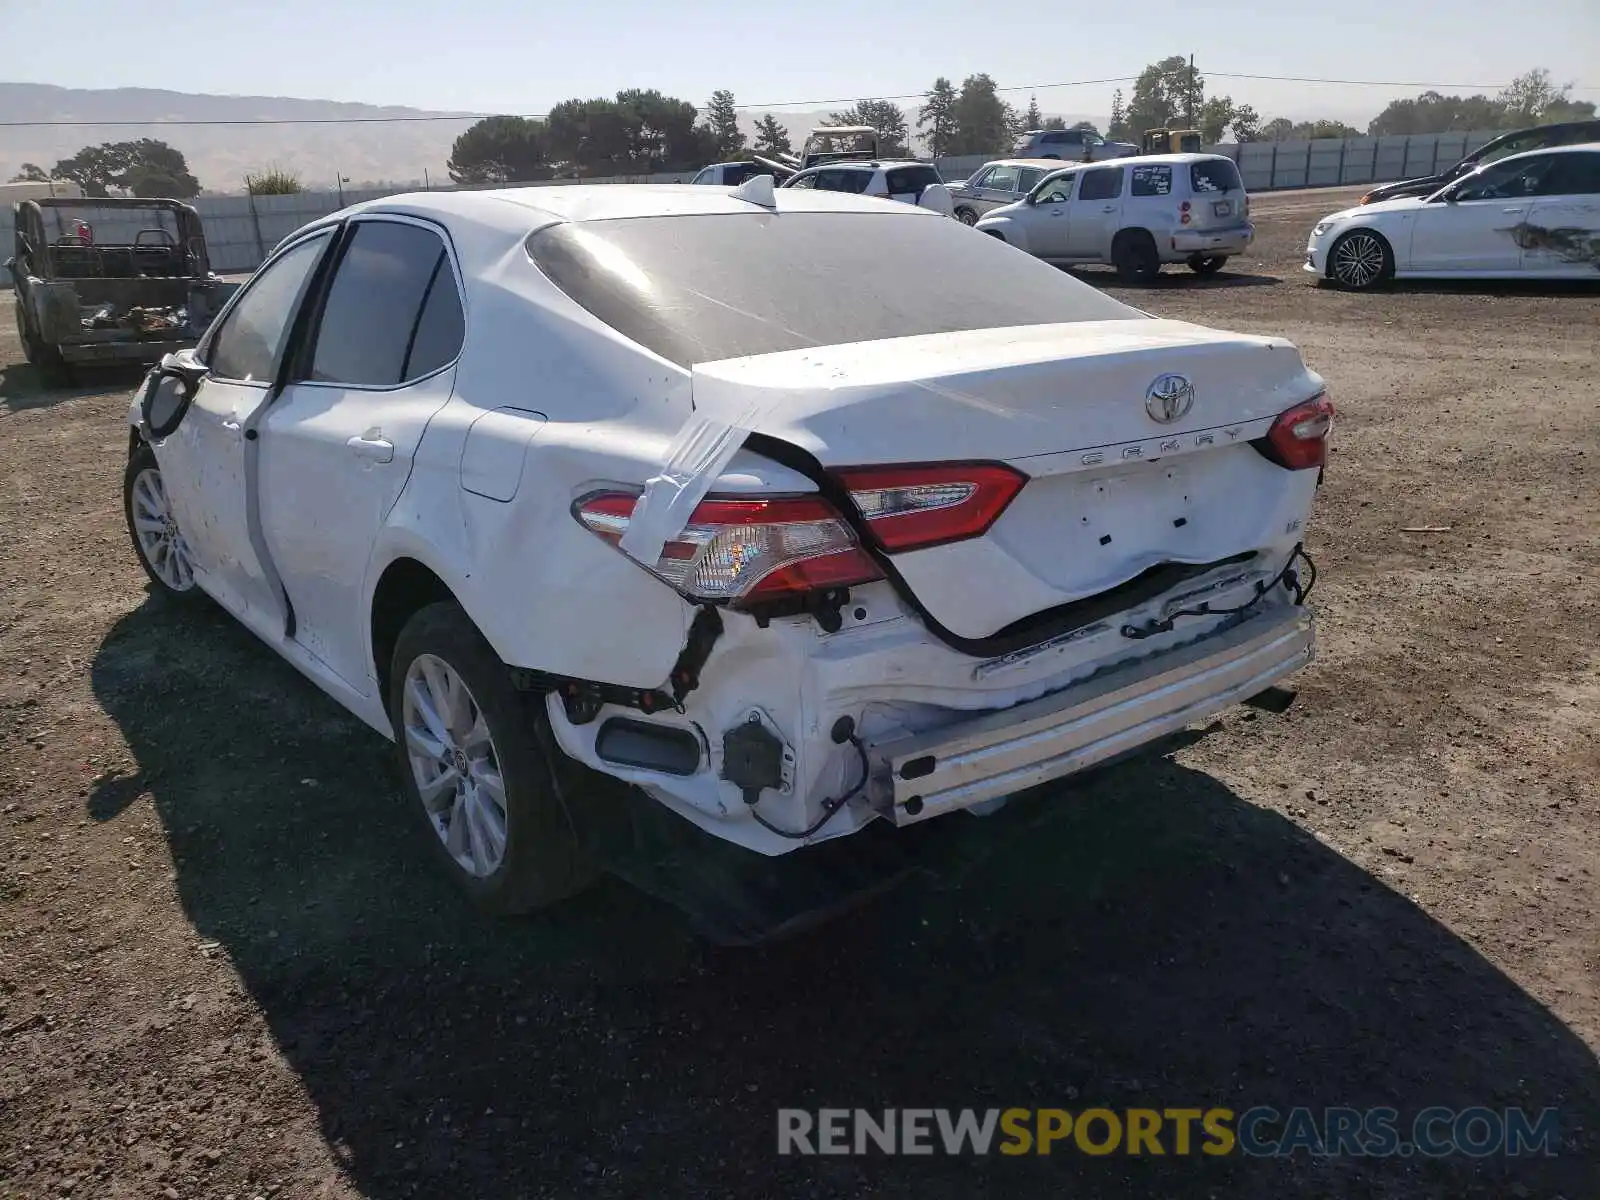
top-left (123, 442), bottom-right (205, 605)
top-left (1114, 232), bottom-right (1160, 283)
top-left (387, 601), bottom-right (595, 913)
top-left (1188, 254), bottom-right (1227, 275)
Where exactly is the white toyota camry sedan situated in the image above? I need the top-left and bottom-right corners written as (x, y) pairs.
top-left (124, 178), bottom-right (1328, 916)
top-left (1306, 142), bottom-right (1600, 289)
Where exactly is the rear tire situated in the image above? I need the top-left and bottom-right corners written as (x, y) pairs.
top-left (1328, 229), bottom-right (1393, 290)
top-left (123, 442), bottom-right (206, 605)
top-left (955, 207), bottom-right (978, 226)
top-left (1112, 230), bottom-right (1161, 283)
top-left (14, 299), bottom-right (72, 385)
top-left (388, 602), bottom-right (598, 914)
top-left (1187, 254), bottom-right (1228, 275)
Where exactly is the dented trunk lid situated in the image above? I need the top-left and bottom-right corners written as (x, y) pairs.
top-left (692, 318), bottom-right (1324, 640)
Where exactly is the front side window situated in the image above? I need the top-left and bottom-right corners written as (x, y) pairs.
top-left (306, 220), bottom-right (462, 387)
top-left (1454, 154), bottom-right (1560, 202)
top-left (1016, 168), bottom-right (1045, 193)
top-left (1079, 166), bottom-right (1124, 201)
top-left (206, 231), bottom-right (332, 383)
top-left (984, 165), bottom-right (1019, 192)
top-left (1035, 172), bottom-right (1075, 204)
top-left (1131, 165), bottom-right (1173, 197)
top-left (691, 167), bottom-right (714, 185)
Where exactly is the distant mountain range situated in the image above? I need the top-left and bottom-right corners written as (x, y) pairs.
top-left (0, 82), bottom-right (1108, 192)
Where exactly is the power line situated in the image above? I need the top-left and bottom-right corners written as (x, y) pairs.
top-left (0, 69), bottom-right (1593, 128)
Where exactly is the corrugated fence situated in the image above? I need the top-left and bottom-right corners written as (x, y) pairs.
top-left (4, 130), bottom-right (1498, 283)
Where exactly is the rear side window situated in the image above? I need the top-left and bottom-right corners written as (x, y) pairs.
top-left (886, 165), bottom-right (941, 196)
top-left (307, 220), bottom-right (463, 387)
top-left (1131, 165), bottom-right (1172, 196)
top-left (1043, 131), bottom-right (1079, 146)
top-left (723, 163), bottom-right (762, 187)
top-left (1190, 159), bottom-right (1242, 194)
top-left (811, 169), bottom-right (874, 194)
top-left (527, 212), bottom-right (1136, 367)
top-left (1016, 168), bottom-right (1044, 192)
top-left (1539, 152), bottom-right (1600, 195)
top-left (1079, 166), bottom-right (1123, 201)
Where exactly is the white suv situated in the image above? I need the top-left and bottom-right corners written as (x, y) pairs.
top-left (782, 161), bottom-right (954, 216)
top-left (976, 154), bottom-right (1254, 281)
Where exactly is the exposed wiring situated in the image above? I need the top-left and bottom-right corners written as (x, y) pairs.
top-left (1120, 546), bottom-right (1317, 641)
top-left (748, 736), bottom-right (870, 841)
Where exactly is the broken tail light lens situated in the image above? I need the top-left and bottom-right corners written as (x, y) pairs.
top-left (574, 492), bottom-right (883, 606)
top-left (834, 462), bottom-right (1027, 551)
top-left (1259, 393), bottom-right (1334, 470)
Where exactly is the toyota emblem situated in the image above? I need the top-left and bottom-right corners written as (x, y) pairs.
top-left (1145, 374), bottom-right (1195, 424)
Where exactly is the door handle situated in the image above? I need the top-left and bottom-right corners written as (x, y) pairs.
top-left (1102, 205), bottom-right (1117, 213)
top-left (346, 433), bottom-right (394, 463)
top-left (1502, 207), bottom-right (1525, 214)
top-left (220, 418), bottom-right (241, 432)
top-left (1051, 208), bottom-right (1064, 216)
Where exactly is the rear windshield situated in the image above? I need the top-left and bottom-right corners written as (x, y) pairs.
top-left (526, 212), bottom-right (1136, 367)
top-left (885, 165), bottom-right (942, 195)
top-left (1189, 159), bottom-right (1243, 193)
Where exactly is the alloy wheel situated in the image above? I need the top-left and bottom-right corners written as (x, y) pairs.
top-left (402, 653), bottom-right (509, 879)
top-left (129, 468), bottom-right (195, 592)
top-left (1332, 232), bottom-right (1387, 289)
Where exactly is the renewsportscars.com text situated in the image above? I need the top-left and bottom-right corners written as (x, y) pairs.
top-left (777, 1107), bottom-right (1559, 1158)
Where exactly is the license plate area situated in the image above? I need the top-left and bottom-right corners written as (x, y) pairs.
top-left (1213, 200), bottom-right (1232, 217)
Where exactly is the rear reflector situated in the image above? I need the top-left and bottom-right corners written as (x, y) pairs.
top-left (833, 462), bottom-right (1027, 552)
top-left (574, 491), bottom-right (883, 606)
top-left (1260, 393), bottom-right (1334, 470)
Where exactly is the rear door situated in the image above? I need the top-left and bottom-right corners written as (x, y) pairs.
top-left (1516, 151), bottom-right (1600, 277)
top-left (1185, 158), bottom-right (1247, 229)
top-left (1064, 165), bottom-right (1126, 259)
top-left (153, 229), bottom-right (336, 626)
top-left (257, 216), bottom-right (467, 692)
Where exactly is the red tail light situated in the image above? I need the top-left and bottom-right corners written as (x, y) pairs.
top-left (833, 462), bottom-right (1027, 551)
top-left (1261, 393), bottom-right (1334, 470)
top-left (574, 492), bottom-right (883, 606)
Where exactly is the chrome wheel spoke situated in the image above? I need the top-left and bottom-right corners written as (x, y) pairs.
top-left (416, 765), bottom-right (460, 814)
top-left (405, 721), bottom-right (448, 764)
top-left (406, 676), bottom-right (452, 747)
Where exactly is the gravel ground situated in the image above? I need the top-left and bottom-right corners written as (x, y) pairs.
top-left (2, 186), bottom-right (1597, 1199)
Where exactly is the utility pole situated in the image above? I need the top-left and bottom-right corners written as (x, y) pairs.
top-left (1186, 54), bottom-right (1197, 128)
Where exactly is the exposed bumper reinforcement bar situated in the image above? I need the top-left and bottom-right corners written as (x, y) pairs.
top-left (876, 607), bottom-right (1314, 825)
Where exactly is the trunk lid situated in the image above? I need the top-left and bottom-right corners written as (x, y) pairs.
top-left (691, 318), bottom-right (1324, 640)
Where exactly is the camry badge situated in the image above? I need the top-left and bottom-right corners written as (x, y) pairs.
top-left (1145, 374), bottom-right (1195, 424)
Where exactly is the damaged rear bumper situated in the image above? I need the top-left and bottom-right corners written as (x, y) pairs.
top-left (874, 606), bottom-right (1313, 824)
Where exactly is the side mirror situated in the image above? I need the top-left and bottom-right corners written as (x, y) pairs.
top-left (140, 350), bottom-right (208, 439)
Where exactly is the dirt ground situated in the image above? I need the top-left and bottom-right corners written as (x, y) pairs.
top-left (2, 186), bottom-right (1597, 1199)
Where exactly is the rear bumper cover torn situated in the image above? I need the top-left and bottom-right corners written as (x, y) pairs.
top-left (876, 605), bottom-right (1314, 824)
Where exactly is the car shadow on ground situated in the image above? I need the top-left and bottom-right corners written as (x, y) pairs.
top-left (1070, 267), bottom-right (1282, 291)
top-left (1380, 278), bottom-right (1600, 299)
top-left (89, 596), bottom-right (1600, 1198)
top-left (0, 362), bottom-right (145, 414)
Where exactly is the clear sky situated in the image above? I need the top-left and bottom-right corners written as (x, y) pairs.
top-left (6, 0), bottom-right (1597, 124)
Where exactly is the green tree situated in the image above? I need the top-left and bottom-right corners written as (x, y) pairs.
top-left (1368, 91), bottom-right (1509, 136)
top-left (1125, 55), bottom-right (1199, 135)
top-left (9, 163), bottom-right (49, 183)
top-left (1070, 120), bottom-right (1098, 134)
top-left (1108, 88), bottom-right (1128, 140)
top-left (244, 165), bottom-right (305, 195)
top-left (51, 139), bottom-right (199, 198)
top-left (1496, 68), bottom-right (1595, 126)
top-left (1041, 116), bottom-right (1068, 131)
top-left (917, 77), bottom-right (959, 157)
top-left (446, 115), bottom-right (552, 184)
top-left (703, 89), bottom-right (746, 159)
top-left (545, 91), bottom-right (714, 177)
top-left (752, 114), bottom-right (792, 157)
top-left (952, 73), bottom-right (1014, 155)
top-left (1260, 117), bottom-right (1295, 141)
top-left (828, 99), bottom-right (910, 158)
top-left (1022, 95), bottom-right (1044, 129)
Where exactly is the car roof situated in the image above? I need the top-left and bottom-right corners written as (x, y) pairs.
top-left (1487, 140), bottom-right (1600, 165)
top-left (979, 158), bottom-right (1070, 169)
top-left (791, 160), bottom-right (931, 172)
